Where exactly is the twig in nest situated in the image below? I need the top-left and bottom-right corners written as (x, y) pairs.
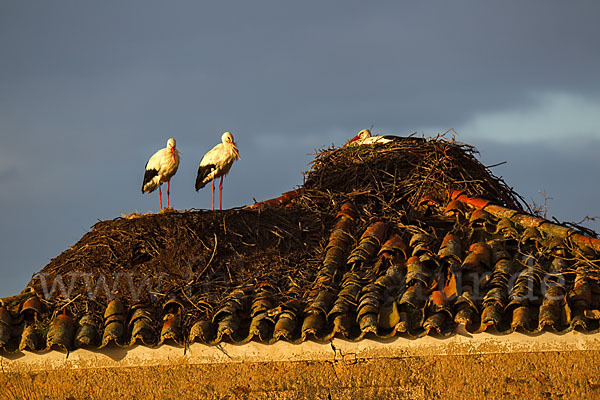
top-left (197, 233), bottom-right (218, 278)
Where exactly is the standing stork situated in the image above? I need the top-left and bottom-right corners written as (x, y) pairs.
top-left (142, 138), bottom-right (180, 210)
top-left (195, 132), bottom-right (241, 210)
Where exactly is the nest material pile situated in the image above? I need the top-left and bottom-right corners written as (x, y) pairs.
top-left (26, 208), bottom-right (329, 325)
top-left (300, 136), bottom-right (525, 218)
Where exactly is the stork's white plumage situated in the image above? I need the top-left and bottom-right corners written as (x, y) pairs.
top-left (142, 138), bottom-right (180, 210)
top-left (347, 129), bottom-right (395, 145)
top-left (195, 132), bottom-right (241, 210)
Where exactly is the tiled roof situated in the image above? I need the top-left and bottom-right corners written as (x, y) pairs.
top-left (1, 139), bottom-right (599, 354)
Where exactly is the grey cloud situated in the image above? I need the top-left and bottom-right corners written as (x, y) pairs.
top-left (3, 1), bottom-right (600, 133)
top-left (0, 166), bottom-right (17, 182)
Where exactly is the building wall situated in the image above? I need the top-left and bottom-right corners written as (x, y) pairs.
top-left (2, 332), bottom-right (600, 399)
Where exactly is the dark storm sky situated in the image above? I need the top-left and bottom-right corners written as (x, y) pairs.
top-left (1, 1), bottom-right (599, 296)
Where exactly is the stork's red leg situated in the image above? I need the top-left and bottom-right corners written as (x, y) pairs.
top-left (219, 176), bottom-right (224, 210)
top-left (158, 184), bottom-right (163, 210)
top-left (211, 177), bottom-right (215, 210)
top-left (167, 181), bottom-right (170, 208)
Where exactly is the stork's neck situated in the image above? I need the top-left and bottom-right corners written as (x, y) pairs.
top-left (225, 142), bottom-right (240, 160)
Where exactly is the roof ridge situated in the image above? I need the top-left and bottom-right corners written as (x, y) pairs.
top-left (450, 190), bottom-right (600, 253)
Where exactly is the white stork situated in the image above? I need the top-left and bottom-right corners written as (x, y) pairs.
top-left (347, 129), bottom-right (396, 145)
top-left (142, 138), bottom-right (180, 210)
top-left (195, 132), bottom-right (241, 210)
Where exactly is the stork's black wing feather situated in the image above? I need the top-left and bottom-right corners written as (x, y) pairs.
top-left (195, 164), bottom-right (215, 191)
top-left (381, 135), bottom-right (426, 143)
top-left (142, 168), bottom-right (158, 193)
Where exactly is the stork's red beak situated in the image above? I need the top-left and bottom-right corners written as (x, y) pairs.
top-left (171, 147), bottom-right (176, 162)
top-left (233, 144), bottom-right (241, 160)
top-left (349, 134), bottom-right (361, 143)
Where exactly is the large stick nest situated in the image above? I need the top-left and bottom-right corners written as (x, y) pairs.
top-left (300, 135), bottom-right (525, 215)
